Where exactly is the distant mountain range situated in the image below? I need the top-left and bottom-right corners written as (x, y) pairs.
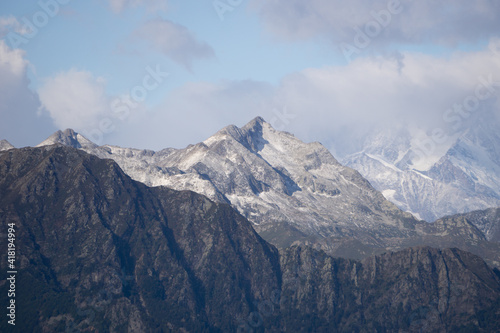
top-left (343, 116), bottom-right (500, 222)
top-left (1, 145), bottom-right (499, 332)
top-left (20, 117), bottom-right (500, 267)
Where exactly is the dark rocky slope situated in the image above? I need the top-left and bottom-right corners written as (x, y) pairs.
top-left (0, 146), bottom-right (280, 332)
top-left (1, 146), bottom-right (499, 332)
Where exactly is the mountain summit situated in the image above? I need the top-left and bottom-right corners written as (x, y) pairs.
top-left (36, 128), bottom-right (97, 149)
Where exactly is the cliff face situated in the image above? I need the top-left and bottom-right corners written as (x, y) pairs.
top-left (280, 246), bottom-right (500, 332)
top-left (1, 146), bottom-right (499, 332)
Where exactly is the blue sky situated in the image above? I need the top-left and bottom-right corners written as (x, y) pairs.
top-left (1, 0), bottom-right (499, 153)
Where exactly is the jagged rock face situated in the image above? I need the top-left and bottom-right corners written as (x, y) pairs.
top-left (0, 146), bottom-right (281, 332)
top-left (0, 139), bottom-right (14, 151)
top-left (343, 120), bottom-right (500, 222)
top-left (280, 246), bottom-right (500, 332)
top-left (0, 146), bottom-right (499, 332)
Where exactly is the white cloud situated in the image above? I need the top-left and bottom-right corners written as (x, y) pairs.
top-left (132, 19), bottom-right (215, 70)
top-left (0, 40), bottom-right (56, 146)
top-left (38, 69), bottom-right (112, 131)
top-left (108, 0), bottom-right (167, 13)
top-left (250, 0), bottom-right (500, 47)
top-left (0, 38), bottom-right (28, 76)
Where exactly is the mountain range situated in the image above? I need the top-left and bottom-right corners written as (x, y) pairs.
top-left (18, 118), bottom-right (500, 268)
top-left (1, 145), bottom-right (499, 332)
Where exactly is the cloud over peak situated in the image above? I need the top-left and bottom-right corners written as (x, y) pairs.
top-left (38, 69), bottom-right (111, 131)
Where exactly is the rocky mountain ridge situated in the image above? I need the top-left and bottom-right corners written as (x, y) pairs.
top-left (29, 119), bottom-right (500, 265)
